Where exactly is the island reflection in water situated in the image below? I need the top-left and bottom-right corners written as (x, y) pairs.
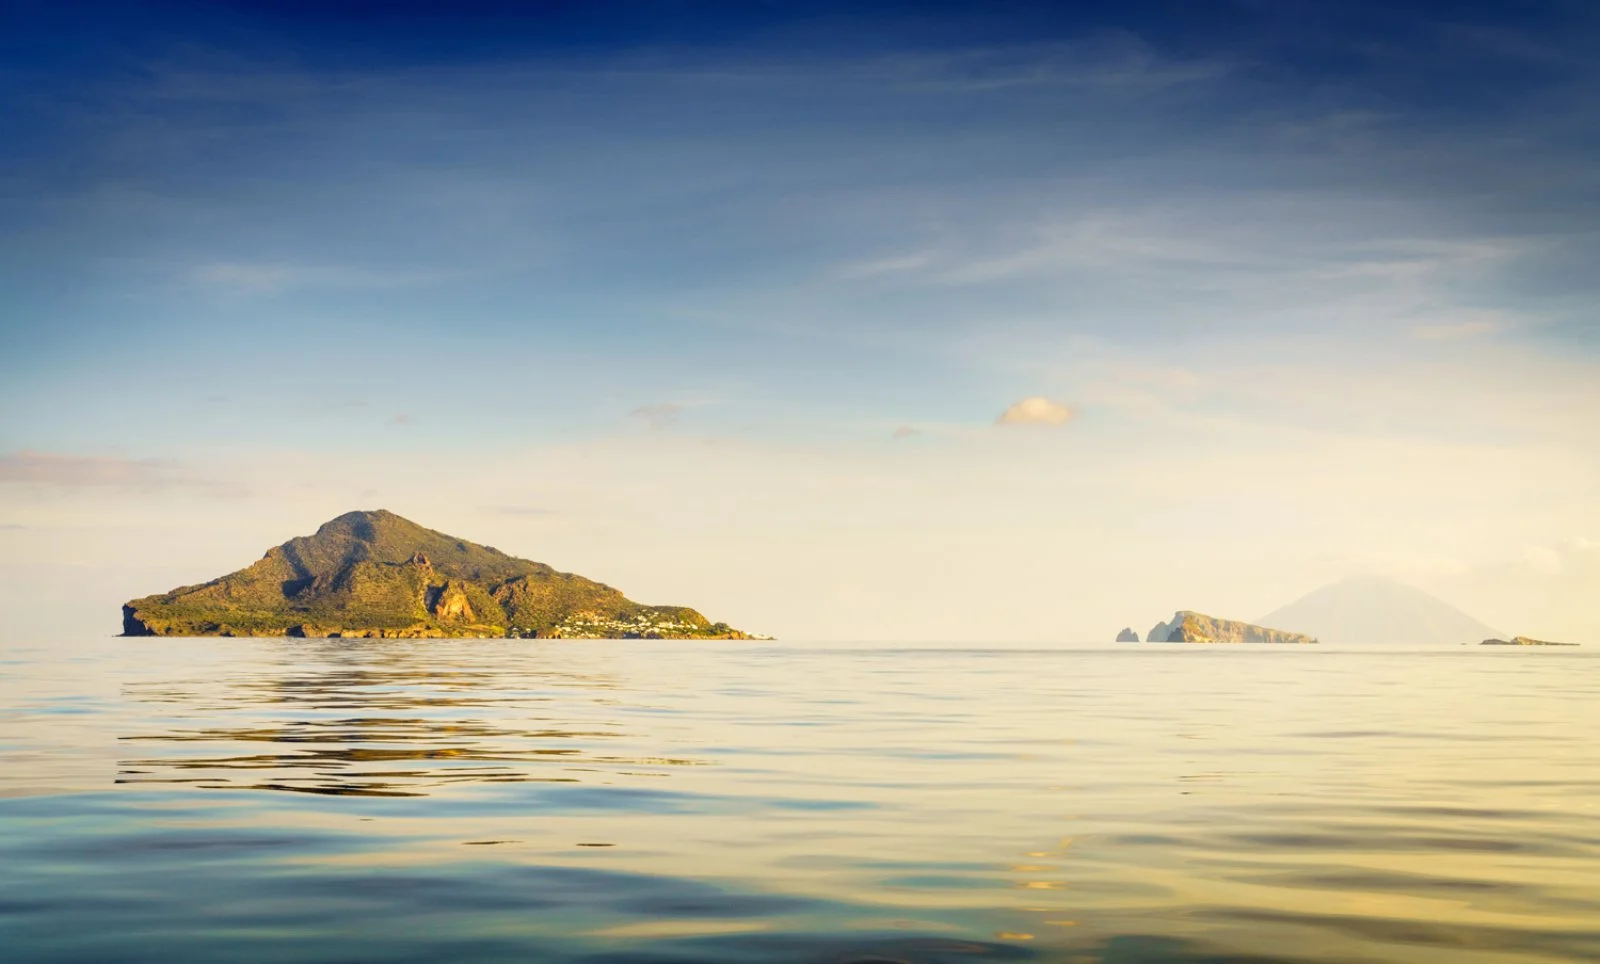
top-left (117, 650), bottom-right (704, 797)
top-left (2, 637), bottom-right (1598, 963)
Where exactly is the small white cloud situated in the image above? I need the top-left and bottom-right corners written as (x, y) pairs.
top-left (996, 397), bottom-right (1073, 427)
top-left (891, 426), bottom-right (920, 440)
top-left (630, 402), bottom-right (682, 431)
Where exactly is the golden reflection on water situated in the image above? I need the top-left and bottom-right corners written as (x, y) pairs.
top-left (0, 637), bottom-right (1598, 962)
top-left (116, 646), bottom-right (707, 796)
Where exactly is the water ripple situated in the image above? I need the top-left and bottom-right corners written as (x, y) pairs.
top-left (0, 637), bottom-right (1595, 963)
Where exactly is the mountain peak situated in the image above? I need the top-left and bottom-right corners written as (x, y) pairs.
top-left (123, 512), bottom-right (756, 640)
top-left (1257, 576), bottom-right (1500, 645)
top-left (318, 508), bottom-right (421, 535)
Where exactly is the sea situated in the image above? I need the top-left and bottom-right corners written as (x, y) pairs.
top-left (1, 637), bottom-right (1596, 963)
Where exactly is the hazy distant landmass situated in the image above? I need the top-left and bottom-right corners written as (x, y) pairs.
top-left (1482, 636), bottom-right (1578, 647)
top-left (1257, 574), bottom-right (1501, 646)
top-left (122, 510), bottom-right (756, 640)
top-left (1115, 627), bottom-right (1140, 642)
top-left (1145, 611), bottom-right (1316, 644)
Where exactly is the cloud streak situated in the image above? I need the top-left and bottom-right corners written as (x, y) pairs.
top-left (184, 261), bottom-right (472, 296)
top-left (0, 451), bottom-right (249, 497)
top-left (0, 451), bottom-right (168, 487)
top-left (630, 403), bottom-right (683, 431)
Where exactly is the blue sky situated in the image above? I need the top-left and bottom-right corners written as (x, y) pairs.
top-left (2, 1), bottom-right (1597, 640)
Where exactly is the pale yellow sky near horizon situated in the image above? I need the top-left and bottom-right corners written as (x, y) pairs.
top-left (4, 314), bottom-right (1597, 645)
top-left (2, 370), bottom-right (1595, 644)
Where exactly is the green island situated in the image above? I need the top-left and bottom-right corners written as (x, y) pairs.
top-left (122, 509), bottom-right (760, 640)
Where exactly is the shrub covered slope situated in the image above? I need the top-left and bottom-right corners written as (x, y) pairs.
top-left (122, 510), bottom-right (751, 639)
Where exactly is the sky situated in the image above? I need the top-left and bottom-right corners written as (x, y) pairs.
top-left (1, 0), bottom-right (1597, 642)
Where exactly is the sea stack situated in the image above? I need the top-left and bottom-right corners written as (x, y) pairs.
top-left (1115, 627), bottom-right (1140, 642)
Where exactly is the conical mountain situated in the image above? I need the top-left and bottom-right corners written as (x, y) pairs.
top-left (1256, 574), bottom-right (1500, 646)
top-left (122, 509), bottom-right (752, 640)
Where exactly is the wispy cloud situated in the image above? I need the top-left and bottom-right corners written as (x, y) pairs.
top-left (0, 450), bottom-right (167, 487)
top-left (0, 450), bottom-right (249, 496)
top-left (629, 402), bottom-right (683, 431)
top-left (1409, 319), bottom-right (1503, 341)
top-left (1514, 537), bottom-right (1600, 577)
top-left (834, 213), bottom-right (1250, 287)
top-left (188, 262), bottom-right (319, 295)
top-left (835, 252), bottom-right (937, 280)
top-left (869, 37), bottom-right (1231, 94)
top-left (487, 505), bottom-right (558, 517)
top-left (184, 261), bottom-right (474, 296)
top-left (835, 211), bottom-right (1531, 303)
top-left (1522, 544), bottom-right (1564, 575)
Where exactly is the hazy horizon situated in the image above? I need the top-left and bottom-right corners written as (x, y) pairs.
top-left (0, 502), bottom-right (1546, 644)
top-left (3, 1), bottom-right (1597, 642)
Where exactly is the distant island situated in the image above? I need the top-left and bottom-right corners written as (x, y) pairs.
top-left (1481, 636), bottom-right (1578, 647)
top-left (1255, 574), bottom-right (1501, 646)
top-left (122, 510), bottom-right (760, 640)
top-left (1145, 611), bottom-right (1317, 644)
top-left (1118, 578), bottom-right (1573, 647)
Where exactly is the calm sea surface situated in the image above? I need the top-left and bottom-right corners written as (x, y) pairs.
top-left (1, 638), bottom-right (1597, 963)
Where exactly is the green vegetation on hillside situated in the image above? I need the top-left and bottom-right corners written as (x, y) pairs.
top-left (122, 510), bottom-right (757, 640)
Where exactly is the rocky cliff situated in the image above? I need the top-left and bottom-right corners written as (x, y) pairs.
top-left (122, 509), bottom-right (757, 640)
top-left (1146, 611), bottom-right (1317, 644)
top-left (1115, 627), bottom-right (1140, 642)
